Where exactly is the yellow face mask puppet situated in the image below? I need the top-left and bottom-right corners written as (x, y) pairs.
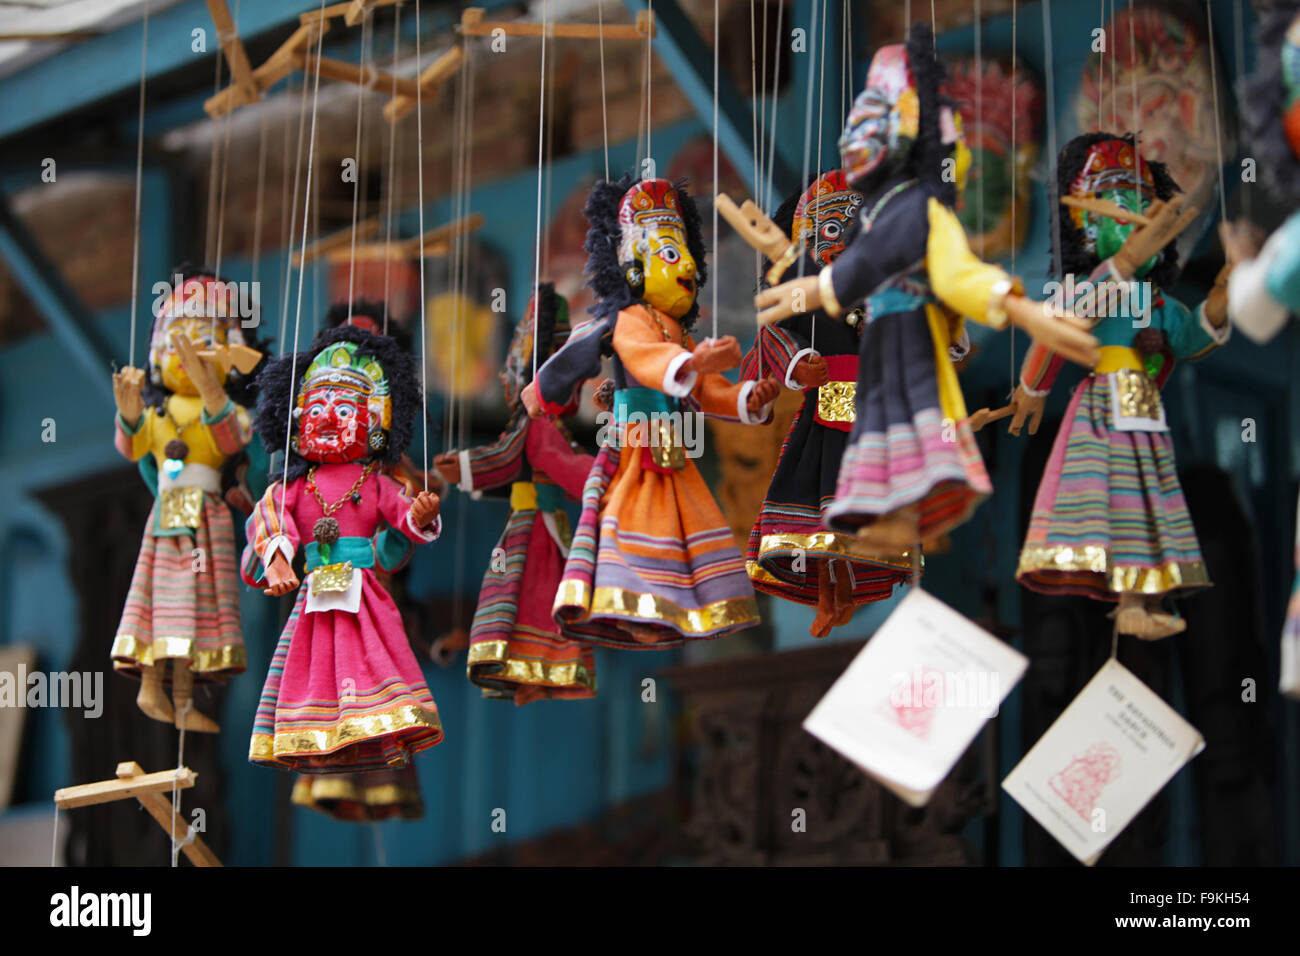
top-left (617, 179), bottom-right (698, 320)
top-left (148, 274), bottom-right (246, 396)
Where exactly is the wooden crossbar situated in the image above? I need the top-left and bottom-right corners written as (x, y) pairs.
top-left (459, 7), bottom-right (656, 39)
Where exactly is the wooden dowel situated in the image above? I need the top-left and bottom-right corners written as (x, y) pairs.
top-left (297, 219), bottom-right (382, 265)
top-left (460, 7), bottom-right (655, 38)
top-left (303, 55), bottom-right (421, 98)
top-left (1060, 195), bottom-right (1152, 227)
top-left (205, 0), bottom-right (258, 102)
top-left (54, 763), bottom-right (195, 809)
top-left (383, 46), bottom-right (464, 123)
top-left (301, 0), bottom-right (402, 25)
top-left (204, 21), bottom-right (326, 117)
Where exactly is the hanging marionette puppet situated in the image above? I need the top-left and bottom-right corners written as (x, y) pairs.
top-left (755, 24), bottom-right (1099, 552)
top-left (110, 266), bottom-right (263, 732)
top-left (521, 176), bottom-right (781, 647)
top-left (242, 323), bottom-right (444, 772)
top-left (431, 284), bottom-right (598, 704)
top-left (1008, 133), bottom-right (1233, 639)
top-left (742, 171), bottom-right (918, 637)
top-left (1220, 2), bottom-right (1300, 697)
top-left (291, 764), bottom-right (424, 823)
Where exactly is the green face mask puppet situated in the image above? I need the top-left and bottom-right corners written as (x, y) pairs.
top-left (1067, 137), bottom-right (1160, 277)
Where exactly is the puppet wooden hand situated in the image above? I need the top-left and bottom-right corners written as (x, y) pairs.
top-left (754, 275), bottom-right (822, 326)
top-left (1112, 198), bottom-right (1200, 279)
top-left (790, 353), bottom-right (829, 388)
top-left (521, 381), bottom-right (543, 419)
top-left (172, 331), bottom-right (228, 417)
top-left (432, 452), bottom-right (460, 486)
top-left (715, 195), bottom-right (792, 262)
top-left (112, 366), bottom-right (146, 426)
top-left (1205, 261), bottom-right (1234, 328)
top-left (1218, 219), bottom-right (1267, 266)
top-left (685, 336), bottom-right (742, 376)
top-left (591, 378), bottom-right (616, 412)
top-left (1003, 296), bottom-right (1100, 369)
top-left (1006, 384), bottom-right (1047, 437)
top-left (408, 490), bottom-right (441, 530)
top-left (263, 552), bottom-right (299, 597)
top-left (747, 376), bottom-right (781, 414)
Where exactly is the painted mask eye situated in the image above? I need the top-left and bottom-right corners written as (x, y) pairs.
top-left (821, 221), bottom-right (842, 240)
top-left (659, 245), bottom-right (681, 264)
top-left (337, 404), bottom-right (353, 419)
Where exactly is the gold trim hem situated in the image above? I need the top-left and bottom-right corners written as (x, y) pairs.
top-left (111, 634), bottom-right (245, 676)
top-left (467, 640), bottom-right (596, 692)
top-left (249, 704), bottom-right (443, 764)
top-left (555, 579), bottom-right (759, 635)
top-left (756, 532), bottom-right (918, 571)
top-left (1017, 545), bottom-right (1211, 594)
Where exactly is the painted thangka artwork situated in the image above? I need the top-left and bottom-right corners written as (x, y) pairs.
top-left (940, 55), bottom-right (1044, 262)
top-left (1075, 4), bottom-right (1235, 240)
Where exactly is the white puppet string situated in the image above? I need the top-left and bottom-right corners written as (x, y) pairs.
top-left (346, 14), bottom-right (373, 323)
top-left (1204, 0), bottom-right (1229, 222)
top-left (712, 0), bottom-right (720, 340)
top-left (1043, 0), bottom-right (1061, 296)
top-left (445, 43), bottom-right (469, 451)
top-left (127, 1), bottom-right (149, 370)
top-left (598, 0), bottom-right (610, 180)
top-left (1010, 0), bottom-right (1017, 393)
top-left (169, 716), bottom-right (188, 867)
top-left (762, 0), bottom-right (785, 214)
top-left (751, 0), bottom-right (761, 292)
top-left (251, 108), bottom-right (269, 291)
top-left (212, 0), bottom-right (240, 295)
top-left (383, 2), bottom-right (401, 334)
top-left (806, 0), bottom-right (828, 355)
top-left (1234, 0), bottom-right (1249, 220)
top-left (278, 74), bottom-right (312, 352)
top-left (1129, 0), bottom-right (1141, 193)
top-left (279, 3), bottom-right (328, 529)
top-left (531, 0), bottom-right (549, 384)
top-left (204, 50), bottom-right (223, 267)
top-left (415, 0), bottom-right (430, 492)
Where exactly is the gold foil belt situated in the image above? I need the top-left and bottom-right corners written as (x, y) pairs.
top-left (1111, 368), bottom-right (1164, 421)
top-left (158, 486), bottom-right (206, 530)
top-left (651, 418), bottom-right (686, 470)
top-left (817, 381), bottom-right (856, 423)
top-left (311, 561), bottom-right (354, 595)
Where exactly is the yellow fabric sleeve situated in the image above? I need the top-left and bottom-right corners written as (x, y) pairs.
top-left (925, 197), bottom-right (1019, 330)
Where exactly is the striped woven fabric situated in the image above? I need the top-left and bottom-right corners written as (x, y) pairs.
top-left (1017, 376), bottom-right (1210, 599)
top-left (111, 495), bottom-right (245, 680)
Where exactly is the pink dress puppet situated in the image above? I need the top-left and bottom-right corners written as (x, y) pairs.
top-left (435, 285), bottom-right (598, 704)
top-left (242, 325), bottom-right (444, 774)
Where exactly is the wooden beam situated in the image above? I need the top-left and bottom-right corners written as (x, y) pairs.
top-left (54, 764), bottom-right (195, 809)
top-left (204, 20), bottom-right (328, 118)
top-left (300, 0), bottom-right (402, 25)
top-left (205, 0), bottom-right (258, 103)
top-left (324, 213), bottom-right (484, 263)
top-left (115, 763), bottom-right (222, 868)
top-left (459, 7), bottom-right (656, 39)
top-left (345, 0), bottom-right (381, 27)
top-left (297, 219), bottom-right (382, 266)
top-left (302, 54), bottom-right (421, 99)
top-left (383, 45), bottom-right (463, 123)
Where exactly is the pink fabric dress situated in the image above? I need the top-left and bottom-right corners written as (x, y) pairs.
top-left (243, 463), bottom-right (443, 773)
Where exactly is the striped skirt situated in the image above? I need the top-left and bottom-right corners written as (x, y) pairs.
top-left (1017, 375), bottom-right (1210, 599)
top-left (555, 444), bottom-right (761, 648)
top-left (467, 505), bottom-right (596, 703)
top-left (111, 495), bottom-right (245, 680)
top-left (823, 306), bottom-right (991, 541)
top-left (747, 396), bottom-right (917, 606)
top-left (249, 570), bottom-right (443, 774)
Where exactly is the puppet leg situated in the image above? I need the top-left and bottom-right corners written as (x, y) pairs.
top-left (1113, 591), bottom-right (1186, 641)
top-left (136, 663), bottom-right (174, 723)
top-left (854, 505), bottom-right (921, 550)
top-left (810, 560), bottom-right (836, 638)
top-left (172, 660), bottom-right (220, 733)
top-left (831, 560), bottom-right (855, 627)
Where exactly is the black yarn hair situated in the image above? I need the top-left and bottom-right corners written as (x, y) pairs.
top-left (253, 323), bottom-right (421, 484)
top-left (907, 22), bottom-right (958, 207)
top-left (1051, 132), bottom-right (1182, 288)
top-left (142, 261), bottom-right (272, 413)
top-left (583, 173), bottom-right (709, 332)
top-left (323, 298), bottom-right (413, 351)
top-left (1242, 1), bottom-right (1300, 206)
top-left (528, 281), bottom-right (561, 388)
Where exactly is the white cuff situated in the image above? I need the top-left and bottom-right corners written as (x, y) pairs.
top-left (818, 265), bottom-right (843, 319)
top-left (737, 380), bottom-right (771, 425)
top-left (406, 511), bottom-right (441, 542)
top-left (1019, 378), bottom-right (1050, 399)
top-left (260, 534), bottom-right (294, 570)
top-left (663, 350), bottom-right (698, 398)
top-left (785, 348), bottom-right (818, 390)
top-left (1197, 300), bottom-right (1232, 345)
top-left (457, 449), bottom-right (474, 493)
top-left (1227, 248), bottom-right (1289, 344)
top-left (948, 327), bottom-right (971, 363)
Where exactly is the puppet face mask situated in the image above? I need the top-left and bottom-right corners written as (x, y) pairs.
top-left (154, 317), bottom-right (230, 396)
top-left (294, 341), bottom-right (392, 462)
top-left (839, 44), bottom-right (918, 186)
top-left (793, 170), bottom-right (863, 266)
top-left (1067, 138), bottom-right (1160, 276)
top-left (618, 179), bottom-right (697, 320)
top-left (149, 275), bottom-right (243, 396)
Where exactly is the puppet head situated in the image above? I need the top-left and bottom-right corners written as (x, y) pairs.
top-left (1054, 132), bottom-right (1181, 284)
top-left (256, 324), bottom-right (420, 481)
top-left (792, 170), bottom-right (863, 266)
top-left (583, 173), bottom-right (709, 328)
top-left (501, 283), bottom-right (571, 410)
top-left (838, 24), bottom-right (964, 204)
top-left (1243, 2), bottom-right (1300, 204)
top-left (147, 267), bottom-right (251, 396)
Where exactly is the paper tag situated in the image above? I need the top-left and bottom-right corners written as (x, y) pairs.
top-left (1002, 658), bottom-right (1205, 866)
top-left (802, 588), bottom-right (1028, 806)
top-left (304, 567), bottom-right (362, 614)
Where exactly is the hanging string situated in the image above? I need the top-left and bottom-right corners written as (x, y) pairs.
top-left (279, 3), bottom-right (328, 529)
top-left (1234, 0), bottom-right (1250, 220)
top-left (1097, 0), bottom-right (1105, 129)
top-left (930, 0), bottom-right (936, 42)
top-left (647, 0), bottom-right (654, 163)
top-left (1204, 0), bottom-right (1229, 222)
top-left (794, 0), bottom-right (820, 274)
top-left (806, 0), bottom-right (828, 355)
top-left (1129, 0), bottom-right (1141, 189)
top-left (975, 0), bottom-right (984, 260)
top-left (750, 0), bottom-right (761, 287)
top-left (531, 0), bottom-right (549, 383)
top-left (597, 0), bottom-right (610, 180)
top-left (542, 19), bottom-right (558, 279)
top-left (445, 43), bottom-right (471, 451)
top-left (414, 0), bottom-right (431, 492)
top-left (127, 1), bottom-right (149, 370)
top-left (50, 805), bottom-right (59, 867)
top-left (211, 0), bottom-right (241, 296)
top-left (382, 1), bottom-right (401, 334)
top-left (250, 107), bottom-right (269, 291)
top-left (711, 0), bottom-right (720, 341)
top-left (1043, 0), bottom-right (1061, 289)
top-left (1010, 0), bottom-right (1016, 394)
top-left (169, 718), bottom-right (188, 867)
top-left (1110, 0), bottom-right (1118, 129)
top-left (278, 73), bottom-right (311, 353)
top-left (346, 15), bottom-right (374, 322)
top-left (204, 50), bottom-right (224, 266)
top-left (372, 822), bottom-right (387, 866)
top-left (762, 0), bottom-right (785, 213)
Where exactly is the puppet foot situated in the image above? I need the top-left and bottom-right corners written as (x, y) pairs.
top-left (171, 663), bottom-right (220, 734)
top-left (810, 562), bottom-right (836, 638)
top-left (620, 622), bottom-right (667, 645)
top-left (1112, 595), bottom-right (1185, 641)
top-left (136, 666), bottom-right (174, 723)
top-left (854, 506), bottom-right (920, 550)
top-left (830, 560), bottom-right (855, 627)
